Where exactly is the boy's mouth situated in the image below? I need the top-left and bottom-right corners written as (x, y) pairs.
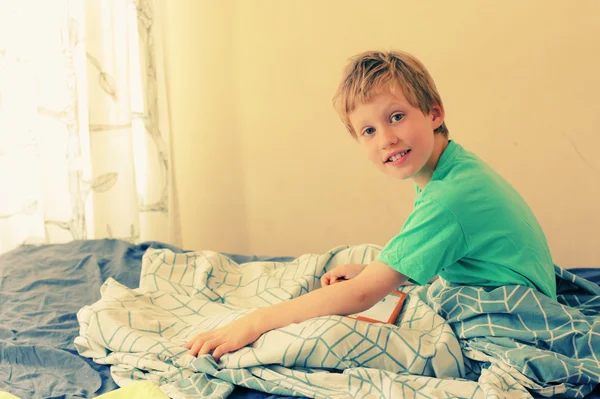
top-left (385, 149), bottom-right (411, 163)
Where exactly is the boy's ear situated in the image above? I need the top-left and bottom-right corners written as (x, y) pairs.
top-left (430, 104), bottom-right (445, 129)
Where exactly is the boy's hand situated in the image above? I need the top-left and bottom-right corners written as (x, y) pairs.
top-left (321, 264), bottom-right (367, 286)
top-left (184, 314), bottom-right (264, 361)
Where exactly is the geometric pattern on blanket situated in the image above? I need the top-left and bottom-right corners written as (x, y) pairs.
top-left (432, 267), bottom-right (600, 399)
top-left (74, 245), bottom-right (600, 398)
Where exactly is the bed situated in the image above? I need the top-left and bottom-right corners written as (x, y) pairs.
top-left (0, 239), bottom-right (599, 398)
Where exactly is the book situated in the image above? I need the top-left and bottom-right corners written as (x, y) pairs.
top-left (346, 290), bottom-right (407, 324)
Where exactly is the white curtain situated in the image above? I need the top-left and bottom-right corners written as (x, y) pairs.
top-left (0, 0), bottom-right (181, 254)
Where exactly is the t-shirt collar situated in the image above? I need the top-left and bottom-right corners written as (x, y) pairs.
top-left (415, 140), bottom-right (459, 193)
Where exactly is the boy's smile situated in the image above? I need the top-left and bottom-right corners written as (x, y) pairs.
top-left (385, 148), bottom-right (412, 165)
top-left (347, 85), bottom-right (447, 189)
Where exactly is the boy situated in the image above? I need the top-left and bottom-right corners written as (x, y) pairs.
top-left (185, 50), bottom-right (557, 361)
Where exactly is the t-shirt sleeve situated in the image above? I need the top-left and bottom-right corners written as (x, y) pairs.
top-left (377, 197), bottom-right (469, 285)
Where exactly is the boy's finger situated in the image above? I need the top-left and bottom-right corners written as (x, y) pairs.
top-left (199, 338), bottom-right (220, 356)
top-left (212, 342), bottom-right (233, 362)
top-left (189, 339), bottom-right (205, 356)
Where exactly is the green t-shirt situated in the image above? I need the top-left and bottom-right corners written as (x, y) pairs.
top-left (377, 140), bottom-right (557, 299)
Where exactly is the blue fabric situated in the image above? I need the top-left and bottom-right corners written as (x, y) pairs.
top-left (428, 266), bottom-right (600, 397)
top-left (564, 268), bottom-right (600, 286)
top-left (0, 239), bottom-right (295, 399)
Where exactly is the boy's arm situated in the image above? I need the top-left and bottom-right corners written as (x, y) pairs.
top-left (185, 260), bottom-right (407, 360)
top-left (259, 259), bottom-right (407, 328)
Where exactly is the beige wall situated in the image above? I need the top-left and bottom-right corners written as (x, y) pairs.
top-left (162, 0), bottom-right (600, 268)
top-left (161, 0), bottom-right (249, 254)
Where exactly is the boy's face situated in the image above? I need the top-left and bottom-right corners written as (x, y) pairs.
top-left (348, 86), bottom-right (445, 186)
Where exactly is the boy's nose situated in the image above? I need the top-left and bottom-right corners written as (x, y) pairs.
top-left (379, 127), bottom-right (398, 148)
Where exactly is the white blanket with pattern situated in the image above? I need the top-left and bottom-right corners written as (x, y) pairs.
top-left (76, 245), bottom-right (593, 398)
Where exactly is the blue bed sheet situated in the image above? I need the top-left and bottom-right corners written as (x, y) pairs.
top-left (0, 239), bottom-right (598, 398)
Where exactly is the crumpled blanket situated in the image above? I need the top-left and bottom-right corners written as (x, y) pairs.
top-left (74, 244), bottom-right (600, 398)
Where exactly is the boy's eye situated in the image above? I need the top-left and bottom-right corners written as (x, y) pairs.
top-left (363, 127), bottom-right (375, 136)
top-left (391, 113), bottom-right (404, 122)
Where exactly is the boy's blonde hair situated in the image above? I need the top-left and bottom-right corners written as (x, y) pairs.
top-left (332, 50), bottom-right (449, 139)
